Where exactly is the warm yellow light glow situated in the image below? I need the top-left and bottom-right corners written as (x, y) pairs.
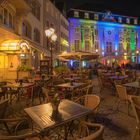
top-left (136, 50), bottom-right (139, 54)
top-left (20, 42), bottom-right (29, 50)
top-left (124, 53), bottom-right (127, 55)
top-left (41, 53), bottom-right (44, 60)
top-left (62, 51), bottom-right (67, 55)
top-left (95, 49), bottom-right (98, 52)
top-left (0, 40), bottom-right (30, 51)
top-left (61, 39), bottom-right (69, 47)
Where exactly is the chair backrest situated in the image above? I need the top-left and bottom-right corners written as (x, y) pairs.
top-left (116, 85), bottom-right (128, 100)
top-left (84, 95), bottom-right (100, 111)
top-left (42, 87), bottom-right (50, 102)
top-left (0, 100), bottom-right (8, 119)
top-left (131, 96), bottom-right (140, 125)
top-left (86, 84), bottom-right (94, 94)
top-left (76, 121), bottom-right (104, 140)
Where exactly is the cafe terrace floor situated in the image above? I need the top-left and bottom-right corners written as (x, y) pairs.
top-left (1, 77), bottom-right (136, 140)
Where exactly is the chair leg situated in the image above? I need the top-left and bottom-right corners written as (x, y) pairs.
top-left (132, 126), bottom-right (140, 140)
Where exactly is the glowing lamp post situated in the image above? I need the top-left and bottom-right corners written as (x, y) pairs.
top-left (45, 28), bottom-right (57, 75)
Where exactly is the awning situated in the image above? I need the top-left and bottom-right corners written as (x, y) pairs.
top-left (0, 39), bottom-right (49, 56)
top-left (0, 39), bottom-right (30, 53)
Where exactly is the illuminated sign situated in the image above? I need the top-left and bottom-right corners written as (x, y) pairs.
top-left (0, 40), bottom-right (30, 52)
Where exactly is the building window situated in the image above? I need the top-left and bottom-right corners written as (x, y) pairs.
top-left (75, 27), bottom-right (80, 34)
top-left (95, 29), bottom-right (98, 36)
top-left (85, 28), bottom-right (89, 34)
top-left (85, 13), bottom-right (89, 19)
top-left (34, 28), bottom-right (40, 43)
top-left (94, 14), bottom-right (99, 20)
top-left (74, 11), bottom-right (79, 18)
top-left (22, 21), bottom-right (32, 39)
top-left (75, 40), bottom-right (80, 52)
top-left (119, 43), bottom-right (123, 53)
top-left (2, 8), bottom-right (14, 28)
top-left (106, 42), bottom-right (112, 53)
top-left (27, 0), bottom-right (41, 20)
top-left (85, 40), bottom-right (90, 51)
top-left (134, 19), bottom-right (138, 25)
top-left (46, 20), bottom-right (49, 27)
top-left (95, 41), bottom-right (98, 50)
top-left (118, 17), bottom-right (122, 23)
top-left (126, 18), bottom-right (130, 24)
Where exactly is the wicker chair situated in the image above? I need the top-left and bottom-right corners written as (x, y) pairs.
top-left (75, 121), bottom-right (104, 140)
top-left (115, 85), bottom-right (131, 114)
top-left (130, 96), bottom-right (140, 140)
top-left (0, 100), bottom-right (34, 135)
top-left (75, 95), bottom-right (100, 114)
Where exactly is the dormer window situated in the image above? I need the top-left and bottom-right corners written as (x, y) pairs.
top-left (118, 17), bottom-right (122, 23)
top-left (94, 14), bottom-right (99, 20)
top-left (85, 13), bottom-right (89, 19)
top-left (74, 11), bottom-right (79, 18)
top-left (126, 18), bottom-right (130, 24)
top-left (134, 19), bottom-right (138, 25)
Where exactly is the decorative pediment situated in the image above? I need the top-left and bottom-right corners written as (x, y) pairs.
top-left (102, 11), bottom-right (116, 22)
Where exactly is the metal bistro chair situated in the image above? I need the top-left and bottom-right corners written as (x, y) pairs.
top-left (75, 121), bottom-right (104, 140)
top-left (130, 96), bottom-right (140, 140)
top-left (0, 99), bottom-right (34, 135)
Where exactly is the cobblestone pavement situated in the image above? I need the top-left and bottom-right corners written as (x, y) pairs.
top-left (92, 77), bottom-right (136, 140)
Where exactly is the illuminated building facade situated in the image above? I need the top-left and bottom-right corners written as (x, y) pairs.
top-left (68, 9), bottom-right (140, 66)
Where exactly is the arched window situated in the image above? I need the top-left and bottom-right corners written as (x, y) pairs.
top-left (34, 28), bottom-right (40, 43)
top-left (22, 20), bottom-right (32, 39)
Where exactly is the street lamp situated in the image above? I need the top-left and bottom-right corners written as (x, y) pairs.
top-left (45, 28), bottom-right (57, 75)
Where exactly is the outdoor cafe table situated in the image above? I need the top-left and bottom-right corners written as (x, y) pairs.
top-left (123, 81), bottom-right (140, 88)
top-left (64, 77), bottom-right (81, 82)
top-left (24, 99), bottom-right (92, 139)
top-left (55, 82), bottom-right (85, 99)
top-left (3, 83), bottom-right (35, 102)
top-left (56, 82), bottom-right (85, 90)
top-left (123, 81), bottom-right (140, 95)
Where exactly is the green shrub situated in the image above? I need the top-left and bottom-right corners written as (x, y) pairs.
top-left (17, 65), bottom-right (33, 72)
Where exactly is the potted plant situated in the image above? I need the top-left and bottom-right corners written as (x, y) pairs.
top-left (17, 65), bottom-right (33, 79)
top-left (51, 93), bottom-right (61, 112)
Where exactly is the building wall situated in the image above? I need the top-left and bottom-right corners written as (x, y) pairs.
top-left (43, 0), bottom-right (61, 54)
top-left (43, 0), bottom-right (69, 55)
top-left (68, 9), bottom-right (140, 65)
top-left (60, 14), bottom-right (69, 52)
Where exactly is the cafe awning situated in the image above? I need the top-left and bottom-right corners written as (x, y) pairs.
top-left (0, 39), bottom-right (30, 53)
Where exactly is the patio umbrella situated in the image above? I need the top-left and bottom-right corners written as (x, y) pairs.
top-left (58, 51), bottom-right (99, 71)
top-left (58, 51), bottom-right (99, 61)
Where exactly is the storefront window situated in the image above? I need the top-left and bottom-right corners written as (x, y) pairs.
top-left (75, 40), bottom-right (80, 52)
